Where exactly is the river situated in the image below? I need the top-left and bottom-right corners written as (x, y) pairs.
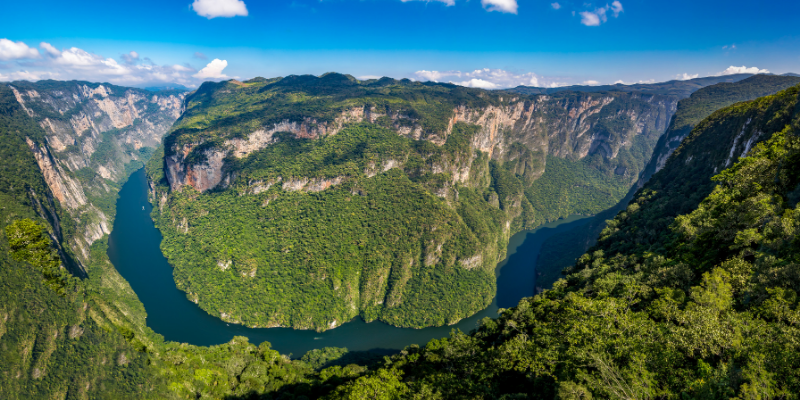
top-left (108, 168), bottom-right (591, 356)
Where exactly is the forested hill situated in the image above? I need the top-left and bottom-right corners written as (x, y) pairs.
top-left (317, 83), bottom-right (800, 399)
top-left (535, 74), bottom-right (800, 288)
top-left (148, 73), bottom-right (677, 331)
top-left (506, 73), bottom-right (753, 98)
top-left (3, 79), bottom-right (800, 399)
top-left (6, 80), bottom-right (184, 272)
top-left (0, 83), bottom-right (385, 400)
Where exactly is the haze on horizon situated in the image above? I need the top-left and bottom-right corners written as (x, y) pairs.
top-left (1, 0), bottom-right (798, 89)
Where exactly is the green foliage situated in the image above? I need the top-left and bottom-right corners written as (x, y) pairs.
top-left (5, 77), bottom-right (800, 399)
top-left (537, 76), bottom-right (800, 291)
top-left (156, 124), bottom-right (502, 330)
top-left (5, 219), bottom-right (74, 295)
top-left (165, 74), bottom-right (499, 154)
top-left (0, 88), bottom-right (171, 399)
top-left (314, 84), bottom-right (800, 399)
top-left (525, 155), bottom-right (630, 223)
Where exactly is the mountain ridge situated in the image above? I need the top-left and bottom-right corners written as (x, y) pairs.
top-left (148, 73), bottom-right (679, 330)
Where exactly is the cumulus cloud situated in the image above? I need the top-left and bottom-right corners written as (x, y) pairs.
top-left (481, 0), bottom-right (518, 13)
top-left (415, 70), bottom-right (457, 81)
top-left (0, 39), bottom-right (40, 61)
top-left (551, 2), bottom-right (561, 9)
top-left (192, 0), bottom-right (249, 19)
top-left (0, 40), bottom-right (210, 86)
top-left (455, 78), bottom-right (498, 89)
top-left (400, 0), bottom-right (456, 6)
top-left (717, 65), bottom-right (770, 75)
top-left (579, 11), bottom-right (601, 26)
top-left (613, 78), bottom-right (656, 85)
top-left (39, 42), bottom-right (60, 57)
top-left (583, 80), bottom-right (600, 85)
top-left (193, 59), bottom-right (230, 79)
top-left (610, 1), bottom-right (623, 16)
top-left (414, 68), bottom-right (559, 89)
top-left (0, 70), bottom-right (48, 81)
top-left (676, 73), bottom-right (699, 80)
top-left (121, 51), bottom-right (139, 65)
top-left (580, 2), bottom-right (623, 26)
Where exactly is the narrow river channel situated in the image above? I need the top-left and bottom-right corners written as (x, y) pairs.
top-left (108, 168), bottom-right (591, 356)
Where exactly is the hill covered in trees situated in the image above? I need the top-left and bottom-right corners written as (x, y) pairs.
top-left (536, 74), bottom-right (800, 289)
top-left (317, 80), bottom-right (800, 400)
top-left (4, 77), bottom-right (800, 399)
top-left (148, 74), bottom-right (678, 330)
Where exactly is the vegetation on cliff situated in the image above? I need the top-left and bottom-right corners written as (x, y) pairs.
top-left (154, 122), bottom-right (507, 329)
top-left (3, 78), bottom-right (800, 399)
top-left (536, 74), bottom-right (800, 289)
top-left (151, 74), bottom-right (676, 330)
top-left (0, 82), bottom-right (379, 400)
top-left (317, 83), bottom-right (800, 399)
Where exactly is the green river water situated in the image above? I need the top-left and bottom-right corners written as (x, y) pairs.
top-left (108, 168), bottom-right (591, 356)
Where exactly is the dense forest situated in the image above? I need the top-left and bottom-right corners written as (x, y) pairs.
top-left (536, 74), bottom-right (800, 289)
top-left (312, 82), bottom-right (800, 399)
top-left (4, 78), bottom-right (800, 399)
top-left (150, 74), bottom-right (677, 330)
top-left (152, 122), bottom-right (507, 330)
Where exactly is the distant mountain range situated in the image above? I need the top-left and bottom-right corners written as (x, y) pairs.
top-left (506, 73), bottom-right (756, 98)
top-left (141, 83), bottom-right (191, 92)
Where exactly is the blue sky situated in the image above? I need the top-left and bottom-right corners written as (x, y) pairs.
top-left (1, 0), bottom-right (799, 88)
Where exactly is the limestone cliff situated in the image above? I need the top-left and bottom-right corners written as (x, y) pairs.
top-left (148, 75), bottom-right (680, 331)
top-left (8, 80), bottom-right (184, 265)
top-left (164, 85), bottom-right (675, 196)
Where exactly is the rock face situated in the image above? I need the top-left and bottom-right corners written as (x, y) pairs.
top-left (635, 74), bottom-right (800, 188)
top-left (7, 80), bottom-right (184, 262)
top-left (164, 87), bottom-right (675, 194)
top-left (149, 75), bottom-right (683, 331)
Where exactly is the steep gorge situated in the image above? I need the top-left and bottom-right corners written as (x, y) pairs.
top-left (7, 80), bottom-right (184, 268)
top-left (148, 74), bottom-right (678, 331)
top-left (535, 74), bottom-right (800, 289)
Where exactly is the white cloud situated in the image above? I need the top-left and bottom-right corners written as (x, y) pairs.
top-left (415, 70), bottom-right (458, 81)
top-left (193, 59), bottom-right (230, 79)
top-left (0, 39), bottom-right (40, 61)
top-left (192, 0), bottom-right (248, 19)
top-left (400, 0), bottom-right (455, 6)
top-left (39, 42), bottom-right (61, 57)
top-left (481, 0), bottom-right (518, 13)
top-left (357, 75), bottom-right (382, 80)
top-left (579, 11), bottom-right (601, 26)
top-left (722, 44), bottom-right (737, 50)
top-left (455, 78), bottom-right (498, 89)
top-left (551, 2), bottom-right (561, 9)
top-left (610, 1), bottom-right (623, 16)
top-left (717, 65), bottom-right (770, 76)
top-left (613, 78), bottom-right (656, 85)
top-left (0, 42), bottom-right (205, 86)
top-left (414, 68), bottom-right (554, 89)
top-left (579, 2), bottom-right (623, 26)
top-left (583, 80), bottom-right (600, 85)
top-left (0, 70), bottom-right (46, 81)
top-left (121, 51), bottom-right (139, 64)
top-left (676, 73), bottom-right (699, 80)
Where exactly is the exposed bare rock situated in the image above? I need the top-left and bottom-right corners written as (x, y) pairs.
top-left (459, 254), bottom-right (483, 270)
top-left (25, 138), bottom-right (87, 209)
top-left (9, 81), bottom-right (185, 263)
